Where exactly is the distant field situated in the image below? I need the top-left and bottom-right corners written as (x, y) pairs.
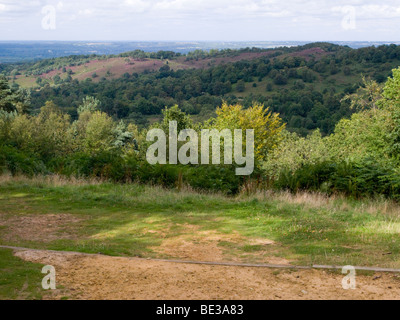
top-left (15, 57), bottom-right (175, 87)
top-left (14, 50), bottom-right (286, 88)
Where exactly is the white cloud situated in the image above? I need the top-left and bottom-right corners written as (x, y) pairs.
top-left (332, 3), bottom-right (400, 19)
top-left (123, 0), bottom-right (151, 12)
top-left (78, 9), bottom-right (93, 16)
top-left (359, 4), bottom-right (400, 19)
top-left (0, 0), bottom-right (399, 41)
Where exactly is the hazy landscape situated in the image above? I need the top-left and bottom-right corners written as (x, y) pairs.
top-left (1, 0), bottom-right (400, 303)
top-left (2, 41), bottom-right (400, 62)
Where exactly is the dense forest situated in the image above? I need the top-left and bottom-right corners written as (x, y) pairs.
top-left (1, 48), bottom-right (400, 199)
top-left (3, 43), bottom-right (400, 136)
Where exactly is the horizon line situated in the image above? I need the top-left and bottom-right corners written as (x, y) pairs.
top-left (1, 40), bottom-right (400, 43)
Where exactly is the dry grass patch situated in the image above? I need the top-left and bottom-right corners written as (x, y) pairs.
top-left (0, 213), bottom-right (84, 243)
top-left (356, 200), bottom-right (400, 217)
top-left (152, 224), bottom-right (282, 263)
top-left (0, 174), bottom-right (103, 187)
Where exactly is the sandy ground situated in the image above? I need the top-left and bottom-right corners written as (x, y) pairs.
top-left (13, 249), bottom-right (400, 300)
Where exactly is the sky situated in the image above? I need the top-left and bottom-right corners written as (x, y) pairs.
top-left (0, 0), bottom-right (399, 41)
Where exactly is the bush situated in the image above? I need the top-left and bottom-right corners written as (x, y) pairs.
top-left (123, 158), bottom-right (242, 194)
top-left (132, 162), bottom-right (180, 188)
top-left (183, 165), bottom-right (242, 195)
top-left (0, 145), bottom-right (46, 176)
top-left (51, 151), bottom-right (125, 181)
top-left (274, 158), bottom-right (400, 200)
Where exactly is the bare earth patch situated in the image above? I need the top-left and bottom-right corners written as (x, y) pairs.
top-left (155, 238), bottom-right (225, 261)
top-left (0, 214), bottom-right (82, 243)
top-left (152, 226), bottom-right (238, 261)
top-left (14, 249), bottom-right (400, 300)
top-left (150, 223), bottom-right (290, 265)
top-left (151, 224), bottom-right (288, 264)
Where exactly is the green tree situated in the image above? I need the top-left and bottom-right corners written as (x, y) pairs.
top-left (30, 101), bottom-right (71, 159)
top-left (78, 96), bottom-right (101, 115)
top-left (84, 112), bottom-right (114, 152)
top-left (265, 129), bottom-right (329, 177)
top-left (161, 105), bottom-right (193, 133)
top-left (0, 76), bottom-right (30, 114)
top-left (342, 77), bottom-right (383, 111)
top-left (274, 73), bottom-right (288, 85)
top-left (236, 80), bottom-right (245, 93)
top-left (381, 67), bottom-right (400, 159)
top-left (211, 102), bottom-right (285, 163)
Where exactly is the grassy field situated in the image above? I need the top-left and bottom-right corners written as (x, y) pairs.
top-left (0, 175), bottom-right (400, 269)
top-left (0, 248), bottom-right (45, 300)
top-left (2, 175), bottom-right (400, 299)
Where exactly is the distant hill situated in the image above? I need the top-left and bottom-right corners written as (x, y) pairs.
top-left (5, 43), bottom-right (334, 89)
top-left (0, 41), bottom-right (310, 63)
top-left (1, 41), bottom-right (400, 63)
top-left (3, 42), bottom-right (400, 136)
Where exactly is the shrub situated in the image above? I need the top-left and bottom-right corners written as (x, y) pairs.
top-left (274, 158), bottom-right (400, 200)
top-left (183, 165), bottom-right (241, 195)
top-left (51, 151), bottom-right (125, 181)
top-left (0, 145), bottom-right (46, 176)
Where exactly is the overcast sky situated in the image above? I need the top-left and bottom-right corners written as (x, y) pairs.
top-left (0, 0), bottom-right (399, 41)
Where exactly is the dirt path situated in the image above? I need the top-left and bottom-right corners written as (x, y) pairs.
top-left (12, 249), bottom-right (400, 300)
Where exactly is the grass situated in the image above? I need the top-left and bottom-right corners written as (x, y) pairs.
top-left (0, 248), bottom-right (45, 300)
top-left (0, 175), bottom-right (400, 269)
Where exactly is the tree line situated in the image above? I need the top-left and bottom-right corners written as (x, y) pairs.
top-left (22, 43), bottom-right (400, 136)
top-left (1, 66), bottom-right (400, 198)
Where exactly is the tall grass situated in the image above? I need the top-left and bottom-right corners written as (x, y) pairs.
top-left (0, 173), bottom-right (103, 187)
top-left (3, 173), bottom-right (400, 218)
